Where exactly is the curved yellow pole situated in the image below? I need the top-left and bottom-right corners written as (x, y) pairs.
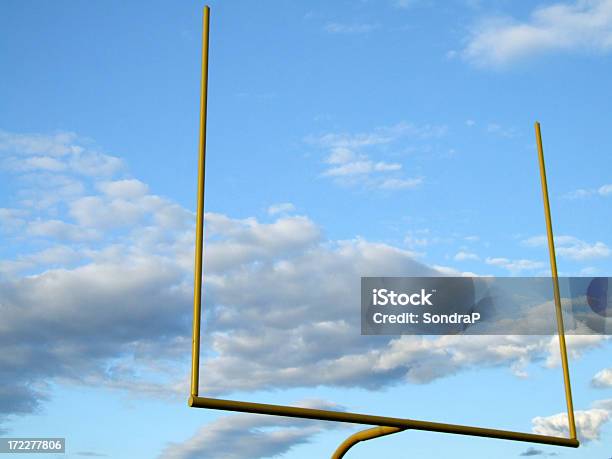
top-left (331, 427), bottom-right (405, 459)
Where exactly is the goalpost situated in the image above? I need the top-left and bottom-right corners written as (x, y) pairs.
top-left (188, 6), bottom-right (579, 457)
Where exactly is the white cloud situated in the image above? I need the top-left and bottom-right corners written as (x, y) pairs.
top-left (4, 181), bottom-right (594, 418)
top-left (532, 406), bottom-right (610, 442)
top-left (325, 147), bottom-right (354, 164)
top-left (267, 203), bottom-right (296, 215)
top-left (557, 241), bottom-right (610, 260)
top-left (18, 156), bottom-right (66, 172)
top-left (454, 251), bottom-right (480, 261)
top-left (0, 250), bottom-right (191, 423)
top-left (592, 367), bottom-right (612, 388)
top-left (0, 208), bottom-right (28, 231)
top-left (462, 0), bottom-right (612, 67)
top-left (310, 122), bottom-right (443, 190)
top-left (0, 246), bottom-right (81, 276)
top-left (313, 122), bottom-right (445, 150)
top-left (522, 235), bottom-right (611, 260)
top-left (379, 177), bottom-right (423, 189)
top-left (66, 186), bottom-right (192, 233)
top-left (159, 400), bottom-right (345, 459)
top-left (0, 130), bottom-right (123, 178)
top-left (485, 256), bottom-right (545, 273)
top-left (17, 174), bottom-right (85, 210)
top-left (202, 214), bottom-right (321, 272)
top-left (565, 183), bottom-right (612, 198)
top-left (69, 196), bottom-right (145, 229)
top-left (322, 160), bottom-right (402, 177)
top-left (96, 179), bottom-right (149, 199)
top-left (1, 129), bottom-right (608, 436)
top-left (544, 335), bottom-right (609, 368)
top-left (68, 151), bottom-right (123, 176)
top-left (579, 266), bottom-right (599, 275)
top-left (0, 130), bottom-right (81, 156)
top-left (27, 219), bottom-right (100, 242)
top-left (564, 188), bottom-right (595, 199)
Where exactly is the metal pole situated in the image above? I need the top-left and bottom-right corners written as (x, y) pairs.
top-left (331, 427), bottom-right (405, 459)
top-left (191, 5), bottom-right (210, 398)
top-left (534, 121), bottom-right (577, 440)
top-left (189, 395), bottom-right (579, 447)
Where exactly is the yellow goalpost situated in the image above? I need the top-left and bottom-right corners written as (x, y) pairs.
top-left (188, 6), bottom-right (579, 457)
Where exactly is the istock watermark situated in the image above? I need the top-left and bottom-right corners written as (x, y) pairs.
top-left (361, 277), bottom-right (611, 335)
top-left (372, 288), bottom-right (434, 306)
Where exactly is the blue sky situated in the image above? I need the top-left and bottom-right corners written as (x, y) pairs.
top-left (0, 0), bottom-right (611, 458)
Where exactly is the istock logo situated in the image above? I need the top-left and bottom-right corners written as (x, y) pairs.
top-left (372, 288), bottom-right (435, 306)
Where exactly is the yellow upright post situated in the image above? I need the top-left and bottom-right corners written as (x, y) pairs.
top-left (191, 5), bottom-right (211, 398)
top-left (534, 121), bottom-right (577, 440)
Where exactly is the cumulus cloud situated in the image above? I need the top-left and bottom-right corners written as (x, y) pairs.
top-left (532, 405), bottom-right (610, 442)
top-left (0, 132), bottom-right (433, 428)
top-left (202, 214), bottom-right (321, 272)
top-left (69, 196), bottom-right (145, 229)
top-left (543, 335), bottom-right (609, 368)
top-left (461, 0), bottom-right (612, 67)
top-left (592, 367), bottom-right (612, 388)
top-left (522, 235), bottom-right (611, 260)
top-left (0, 130), bottom-right (123, 178)
top-left (0, 207), bottom-right (28, 231)
top-left (0, 130), bottom-right (82, 156)
top-left (0, 130), bottom-right (199, 428)
top-left (26, 219), bottom-right (100, 242)
top-left (532, 392), bottom-right (612, 444)
top-left (96, 179), bottom-right (149, 199)
top-left (19, 156), bottom-right (66, 172)
top-left (158, 400), bottom-right (345, 459)
top-left (0, 245), bottom-right (81, 276)
top-left (16, 174), bottom-right (85, 210)
top-left (1, 129), bottom-right (608, 437)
